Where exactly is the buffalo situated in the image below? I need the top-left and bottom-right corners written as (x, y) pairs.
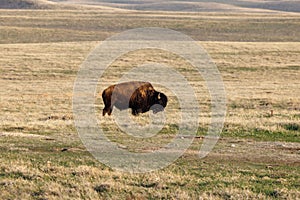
top-left (102, 81), bottom-right (168, 116)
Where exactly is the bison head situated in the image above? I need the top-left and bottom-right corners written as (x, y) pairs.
top-left (151, 92), bottom-right (168, 114)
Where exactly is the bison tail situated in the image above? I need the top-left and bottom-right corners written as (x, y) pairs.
top-left (102, 90), bottom-right (106, 100)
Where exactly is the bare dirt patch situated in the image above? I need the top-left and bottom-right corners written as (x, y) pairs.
top-left (0, 132), bottom-right (53, 139)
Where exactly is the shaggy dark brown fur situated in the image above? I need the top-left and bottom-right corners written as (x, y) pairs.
top-left (102, 81), bottom-right (167, 116)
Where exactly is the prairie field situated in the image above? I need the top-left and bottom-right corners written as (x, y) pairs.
top-left (0, 2), bottom-right (300, 199)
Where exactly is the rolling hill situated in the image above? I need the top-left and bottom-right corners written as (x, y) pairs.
top-left (0, 0), bottom-right (56, 9)
top-left (48, 0), bottom-right (300, 13)
top-left (1, 0), bottom-right (300, 13)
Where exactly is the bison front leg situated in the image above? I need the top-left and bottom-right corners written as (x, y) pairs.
top-left (131, 108), bottom-right (143, 116)
top-left (131, 109), bottom-right (138, 116)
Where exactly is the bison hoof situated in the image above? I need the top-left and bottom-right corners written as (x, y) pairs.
top-left (103, 108), bottom-right (112, 116)
top-left (132, 110), bottom-right (138, 116)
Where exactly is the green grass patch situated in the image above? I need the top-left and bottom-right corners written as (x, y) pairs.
top-left (232, 67), bottom-right (258, 72)
top-left (222, 127), bottom-right (300, 142)
top-left (280, 123), bottom-right (300, 131)
top-left (293, 114), bottom-right (300, 119)
top-left (1, 137), bottom-right (299, 199)
top-left (279, 65), bottom-right (300, 70)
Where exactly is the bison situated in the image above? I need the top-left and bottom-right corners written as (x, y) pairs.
top-left (102, 81), bottom-right (168, 116)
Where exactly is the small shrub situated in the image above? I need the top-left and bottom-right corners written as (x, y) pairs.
top-left (94, 184), bottom-right (110, 193)
top-left (281, 123), bottom-right (300, 131)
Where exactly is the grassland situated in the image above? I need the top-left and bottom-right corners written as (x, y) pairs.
top-left (0, 6), bottom-right (300, 200)
top-left (1, 9), bottom-right (300, 43)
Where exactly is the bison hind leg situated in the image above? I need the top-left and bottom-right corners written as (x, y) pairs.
top-left (102, 109), bottom-right (107, 116)
top-left (102, 108), bottom-right (107, 116)
top-left (103, 107), bottom-right (113, 116)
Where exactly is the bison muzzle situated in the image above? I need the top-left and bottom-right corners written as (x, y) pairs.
top-left (102, 81), bottom-right (168, 116)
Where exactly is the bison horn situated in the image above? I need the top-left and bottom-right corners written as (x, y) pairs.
top-left (158, 93), bottom-right (161, 99)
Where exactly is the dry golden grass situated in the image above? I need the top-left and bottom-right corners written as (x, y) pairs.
top-left (1, 40), bottom-right (299, 199)
top-left (203, 42), bottom-right (300, 132)
top-left (1, 9), bottom-right (300, 43)
top-left (1, 41), bottom-right (299, 137)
